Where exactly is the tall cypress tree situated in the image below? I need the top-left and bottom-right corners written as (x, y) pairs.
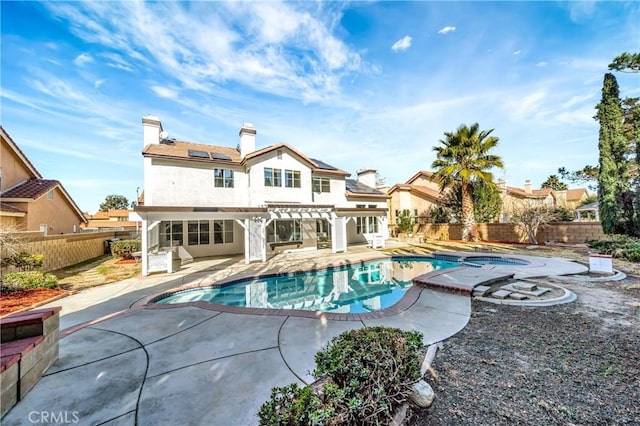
top-left (597, 73), bottom-right (630, 234)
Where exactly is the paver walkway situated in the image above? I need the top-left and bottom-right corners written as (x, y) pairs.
top-left (2, 247), bottom-right (587, 425)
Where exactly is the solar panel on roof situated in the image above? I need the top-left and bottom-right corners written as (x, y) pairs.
top-left (211, 152), bottom-right (231, 161)
top-left (188, 149), bottom-right (210, 159)
top-left (310, 158), bottom-right (338, 170)
top-left (345, 179), bottom-right (384, 195)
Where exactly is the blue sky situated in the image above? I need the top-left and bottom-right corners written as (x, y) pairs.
top-left (2, 1), bottom-right (638, 213)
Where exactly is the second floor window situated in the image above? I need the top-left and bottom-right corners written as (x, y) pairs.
top-left (214, 169), bottom-right (234, 188)
top-left (264, 168), bottom-right (282, 187)
top-left (285, 170), bottom-right (301, 188)
top-left (312, 177), bottom-right (330, 193)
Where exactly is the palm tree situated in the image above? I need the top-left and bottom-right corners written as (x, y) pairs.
top-left (431, 123), bottom-right (504, 241)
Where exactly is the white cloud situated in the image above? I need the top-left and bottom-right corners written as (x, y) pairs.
top-left (43, 1), bottom-right (365, 105)
top-left (512, 50), bottom-right (521, 56)
top-left (151, 86), bottom-right (179, 99)
top-left (391, 35), bottom-right (412, 52)
top-left (536, 61), bottom-right (548, 67)
top-left (94, 79), bottom-right (105, 88)
top-left (73, 53), bottom-right (94, 66)
top-left (437, 26), bottom-right (456, 35)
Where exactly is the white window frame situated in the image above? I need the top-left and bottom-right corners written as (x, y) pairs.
top-left (214, 169), bottom-right (234, 188)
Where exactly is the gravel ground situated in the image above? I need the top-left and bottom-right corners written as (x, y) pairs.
top-left (411, 276), bottom-right (640, 426)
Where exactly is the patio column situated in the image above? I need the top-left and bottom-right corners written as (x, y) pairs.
top-left (141, 219), bottom-right (148, 276)
top-left (235, 219), bottom-right (250, 264)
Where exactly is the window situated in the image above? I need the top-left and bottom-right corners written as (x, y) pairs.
top-left (213, 220), bottom-right (234, 244)
top-left (356, 217), bottom-right (379, 234)
top-left (188, 220), bottom-right (210, 245)
top-left (214, 169), bottom-right (234, 188)
top-left (285, 170), bottom-right (301, 188)
top-left (47, 190), bottom-right (54, 200)
top-left (312, 177), bottom-right (330, 193)
top-left (264, 168), bottom-right (282, 186)
top-left (267, 220), bottom-right (302, 243)
top-left (159, 221), bottom-right (183, 247)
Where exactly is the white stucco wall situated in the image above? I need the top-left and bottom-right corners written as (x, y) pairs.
top-left (146, 159), bottom-right (248, 206)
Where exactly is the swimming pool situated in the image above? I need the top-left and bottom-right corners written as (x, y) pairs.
top-left (154, 256), bottom-right (458, 313)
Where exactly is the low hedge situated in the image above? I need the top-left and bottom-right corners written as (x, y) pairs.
top-left (1, 271), bottom-right (58, 292)
top-left (588, 234), bottom-right (640, 262)
top-left (110, 240), bottom-right (141, 259)
top-left (258, 326), bottom-right (424, 425)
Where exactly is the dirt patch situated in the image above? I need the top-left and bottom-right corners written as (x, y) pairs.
top-left (410, 276), bottom-right (640, 425)
top-left (0, 288), bottom-right (67, 316)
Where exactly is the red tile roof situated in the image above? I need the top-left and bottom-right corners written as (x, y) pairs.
top-left (506, 186), bottom-right (551, 199)
top-left (566, 188), bottom-right (588, 201)
top-left (1, 179), bottom-right (59, 199)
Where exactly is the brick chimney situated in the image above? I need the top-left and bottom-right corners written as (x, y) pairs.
top-left (357, 168), bottom-right (377, 188)
top-left (239, 123), bottom-right (256, 158)
top-left (142, 115), bottom-right (163, 147)
top-left (524, 180), bottom-right (532, 194)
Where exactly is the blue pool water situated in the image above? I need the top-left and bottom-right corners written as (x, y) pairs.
top-left (155, 257), bottom-right (458, 313)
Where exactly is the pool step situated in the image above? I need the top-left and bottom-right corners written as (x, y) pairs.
top-left (413, 268), bottom-right (514, 295)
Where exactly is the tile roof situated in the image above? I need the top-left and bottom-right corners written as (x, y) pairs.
top-left (506, 186), bottom-right (551, 199)
top-left (1, 179), bottom-right (59, 199)
top-left (410, 185), bottom-right (442, 200)
top-left (0, 202), bottom-right (26, 214)
top-left (143, 140), bottom-right (350, 176)
top-left (144, 140), bottom-right (242, 163)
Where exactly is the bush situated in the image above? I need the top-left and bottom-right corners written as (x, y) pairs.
top-left (1, 252), bottom-right (44, 271)
top-left (1, 271), bottom-right (58, 292)
top-left (258, 327), bottom-right (424, 425)
top-left (110, 240), bottom-right (141, 259)
top-left (588, 234), bottom-right (640, 262)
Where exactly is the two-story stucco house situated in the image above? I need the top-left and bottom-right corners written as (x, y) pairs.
top-left (135, 116), bottom-right (389, 276)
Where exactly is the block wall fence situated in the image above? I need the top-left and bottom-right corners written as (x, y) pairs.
top-left (1, 224), bottom-right (604, 274)
top-left (1, 231), bottom-right (132, 273)
top-left (405, 222), bottom-right (604, 244)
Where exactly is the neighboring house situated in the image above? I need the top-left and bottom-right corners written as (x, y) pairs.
top-left (135, 116), bottom-right (389, 275)
top-left (553, 188), bottom-right (591, 209)
top-left (81, 209), bottom-right (141, 232)
top-left (387, 170), bottom-right (442, 228)
top-left (0, 126), bottom-right (86, 234)
top-left (499, 180), bottom-right (591, 221)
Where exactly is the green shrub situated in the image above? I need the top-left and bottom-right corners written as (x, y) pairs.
top-left (588, 234), bottom-right (640, 262)
top-left (1, 252), bottom-right (44, 271)
top-left (1, 271), bottom-right (58, 292)
top-left (110, 240), bottom-right (141, 259)
top-left (258, 327), bottom-right (424, 425)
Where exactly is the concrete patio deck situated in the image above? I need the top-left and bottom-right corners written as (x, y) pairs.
top-left (2, 246), bottom-right (588, 425)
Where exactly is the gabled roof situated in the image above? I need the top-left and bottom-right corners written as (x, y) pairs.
top-left (405, 170), bottom-right (436, 185)
top-left (566, 188), bottom-right (589, 201)
top-left (345, 179), bottom-right (389, 199)
top-left (143, 140), bottom-right (350, 176)
top-left (0, 126), bottom-right (42, 179)
top-left (0, 179), bottom-right (87, 223)
top-left (387, 183), bottom-right (442, 201)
